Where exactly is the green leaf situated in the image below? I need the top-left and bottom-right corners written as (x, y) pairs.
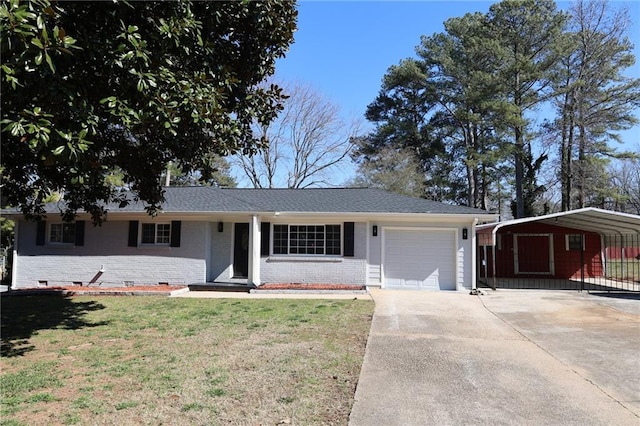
top-left (44, 51), bottom-right (54, 73)
top-left (31, 37), bottom-right (43, 49)
top-left (52, 145), bottom-right (65, 155)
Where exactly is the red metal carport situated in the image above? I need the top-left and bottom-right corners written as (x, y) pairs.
top-left (476, 208), bottom-right (640, 292)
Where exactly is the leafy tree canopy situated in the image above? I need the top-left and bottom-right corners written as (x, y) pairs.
top-left (1, 0), bottom-right (297, 223)
top-left (162, 155), bottom-right (237, 188)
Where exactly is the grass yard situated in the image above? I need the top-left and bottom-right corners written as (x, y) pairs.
top-left (1, 295), bottom-right (374, 426)
top-left (605, 259), bottom-right (640, 281)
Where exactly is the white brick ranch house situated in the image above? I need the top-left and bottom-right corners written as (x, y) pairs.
top-left (6, 187), bottom-right (496, 291)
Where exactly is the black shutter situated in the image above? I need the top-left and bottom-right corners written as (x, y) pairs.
top-left (128, 221), bottom-right (139, 247)
top-left (36, 221), bottom-right (46, 246)
top-left (261, 222), bottom-right (270, 256)
top-left (170, 221), bottom-right (181, 247)
top-left (344, 222), bottom-right (355, 257)
top-left (74, 221), bottom-right (85, 246)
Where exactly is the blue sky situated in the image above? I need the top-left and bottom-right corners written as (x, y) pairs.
top-left (233, 1), bottom-right (640, 186)
top-left (272, 0), bottom-right (640, 146)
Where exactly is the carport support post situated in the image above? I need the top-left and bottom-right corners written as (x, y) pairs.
top-left (580, 235), bottom-right (584, 292)
top-left (471, 218), bottom-right (478, 291)
top-left (492, 244), bottom-right (497, 291)
top-left (248, 215), bottom-right (261, 286)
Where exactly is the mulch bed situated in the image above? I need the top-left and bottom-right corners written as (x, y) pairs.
top-left (257, 283), bottom-right (366, 291)
top-left (6, 285), bottom-right (186, 296)
top-left (6, 283), bottom-right (366, 295)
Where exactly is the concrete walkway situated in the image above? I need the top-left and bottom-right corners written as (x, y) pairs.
top-left (349, 289), bottom-right (640, 426)
top-left (171, 289), bottom-right (372, 300)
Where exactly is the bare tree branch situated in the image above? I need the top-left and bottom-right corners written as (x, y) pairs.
top-left (235, 81), bottom-right (361, 188)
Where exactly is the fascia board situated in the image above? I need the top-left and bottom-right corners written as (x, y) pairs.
top-left (6, 209), bottom-right (498, 224)
top-left (267, 211), bottom-right (498, 222)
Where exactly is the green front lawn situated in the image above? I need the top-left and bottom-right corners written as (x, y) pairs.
top-left (1, 295), bottom-right (374, 426)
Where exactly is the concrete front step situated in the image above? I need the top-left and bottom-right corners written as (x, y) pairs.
top-left (188, 282), bottom-right (254, 293)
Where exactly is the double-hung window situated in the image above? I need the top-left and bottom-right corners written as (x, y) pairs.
top-left (50, 223), bottom-right (76, 244)
top-left (141, 223), bottom-right (171, 245)
top-left (273, 224), bottom-right (341, 255)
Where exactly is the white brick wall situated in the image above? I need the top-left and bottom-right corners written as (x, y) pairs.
top-left (16, 255), bottom-right (205, 287)
top-left (13, 217), bottom-right (476, 289)
top-left (15, 220), bottom-right (207, 287)
top-left (260, 257), bottom-right (367, 285)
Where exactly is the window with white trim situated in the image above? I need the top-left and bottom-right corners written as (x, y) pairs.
top-left (566, 234), bottom-right (583, 251)
top-left (273, 224), bottom-right (341, 255)
top-left (141, 223), bottom-right (171, 245)
top-left (50, 223), bottom-right (76, 244)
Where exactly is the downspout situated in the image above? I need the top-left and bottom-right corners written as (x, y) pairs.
top-left (471, 218), bottom-right (478, 291)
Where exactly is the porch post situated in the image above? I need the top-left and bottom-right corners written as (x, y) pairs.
top-left (11, 221), bottom-right (19, 289)
top-left (248, 215), bottom-right (261, 286)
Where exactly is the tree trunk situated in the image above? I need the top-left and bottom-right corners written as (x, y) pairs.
top-left (577, 119), bottom-right (586, 208)
top-left (514, 69), bottom-right (525, 219)
top-left (465, 122), bottom-right (476, 207)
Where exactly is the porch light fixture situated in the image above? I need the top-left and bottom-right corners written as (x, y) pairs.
top-left (218, 222), bottom-right (224, 233)
top-left (462, 228), bottom-right (468, 240)
top-left (372, 225), bottom-right (378, 237)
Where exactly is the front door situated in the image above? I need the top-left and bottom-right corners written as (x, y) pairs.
top-left (233, 223), bottom-right (249, 278)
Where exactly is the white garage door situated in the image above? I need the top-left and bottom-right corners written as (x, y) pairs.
top-left (384, 229), bottom-right (456, 290)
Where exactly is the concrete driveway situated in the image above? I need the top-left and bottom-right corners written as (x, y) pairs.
top-left (349, 289), bottom-right (640, 426)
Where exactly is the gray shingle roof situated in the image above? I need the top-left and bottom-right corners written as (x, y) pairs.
top-left (216, 188), bottom-right (490, 214)
top-left (8, 187), bottom-right (492, 216)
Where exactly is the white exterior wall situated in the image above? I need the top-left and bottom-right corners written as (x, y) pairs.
top-left (14, 220), bottom-right (207, 288)
top-left (367, 219), bottom-right (475, 290)
top-left (208, 221), bottom-right (233, 282)
top-left (260, 258), bottom-right (367, 285)
top-left (260, 222), bottom-right (367, 285)
top-left (12, 214), bottom-right (480, 290)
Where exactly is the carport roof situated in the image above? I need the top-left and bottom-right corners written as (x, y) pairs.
top-left (476, 207), bottom-right (640, 243)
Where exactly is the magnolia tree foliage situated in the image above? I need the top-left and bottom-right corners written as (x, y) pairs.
top-left (1, 0), bottom-right (297, 223)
